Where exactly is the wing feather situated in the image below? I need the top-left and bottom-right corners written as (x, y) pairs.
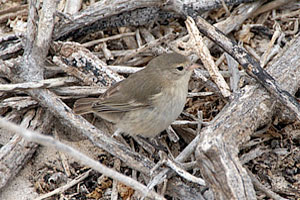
top-left (74, 67), bottom-right (162, 114)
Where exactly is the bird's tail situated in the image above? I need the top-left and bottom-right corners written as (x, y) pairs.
top-left (73, 98), bottom-right (99, 115)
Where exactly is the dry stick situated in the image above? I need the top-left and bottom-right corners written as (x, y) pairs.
top-left (119, 33), bottom-right (175, 63)
top-left (164, 160), bottom-right (205, 186)
top-left (0, 118), bottom-right (165, 200)
top-left (172, 120), bottom-right (199, 126)
top-left (147, 134), bottom-right (202, 189)
top-left (0, 111), bottom-right (36, 188)
top-left (0, 42), bottom-right (23, 59)
top-left (208, 1), bottom-right (265, 47)
top-left (0, 4), bottom-right (27, 16)
top-left (273, 9), bottom-right (300, 20)
top-left (52, 86), bottom-right (107, 97)
top-left (139, 28), bottom-right (167, 55)
top-left (0, 96), bottom-right (38, 110)
top-left (220, 0), bottom-right (230, 16)
top-left (118, 27), bottom-right (138, 49)
top-left (21, 0), bottom-right (43, 81)
top-left (0, 33), bottom-right (23, 43)
top-left (35, 0), bottom-right (56, 64)
top-left (195, 16), bottom-right (300, 120)
top-left (111, 159), bottom-right (121, 200)
top-left (252, 0), bottom-right (296, 17)
top-left (0, 77), bottom-right (78, 92)
top-left (185, 16), bottom-right (231, 98)
top-left (108, 65), bottom-right (245, 78)
top-left (0, 5), bottom-right (28, 23)
top-left (53, 0), bottom-right (164, 39)
top-left (246, 169), bottom-right (289, 200)
top-left (53, 128), bottom-right (72, 177)
top-left (182, 0), bottom-right (257, 12)
top-left (108, 65), bottom-right (144, 74)
top-left (82, 32), bottom-right (136, 47)
top-left (260, 26), bottom-right (281, 67)
top-left (225, 53), bottom-right (240, 94)
top-left (285, 19), bottom-right (298, 35)
top-left (64, 0), bottom-right (82, 15)
top-left (166, 126), bottom-right (179, 143)
top-left (161, 155), bottom-right (205, 186)
top-left (53, 41), bottom-right (124, 85)
top-left (136, 29), bottom-right (143, 47)
top-left (245, 44), bottom-right (260, 61)
top-left (150, 151), bottom-right (205, 186)
top-left (98, 42), bottom-right (114, 60)
top-left (188, 92), bottom-right (214, 97)
top-left (34, 169), bottom-right (92, 200)
top-left (193, 69), bottom-right (224, 98)
top-left (215, 53), bottom-right (225, 67)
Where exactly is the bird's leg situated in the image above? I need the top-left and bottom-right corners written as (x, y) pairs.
top-left (112, 128), bottom-right (122, 137)
top-left (137, 135), bottom-right (168, 152)
top-left (132, 136), bottom-right (156, 155)
top-left (150, 150), bottom-right (168, 176)
top-left (150, 151), bottom-right (206, 186)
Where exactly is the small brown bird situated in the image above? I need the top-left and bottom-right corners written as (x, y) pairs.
top-left (73, 53), bottom-right (198, 138)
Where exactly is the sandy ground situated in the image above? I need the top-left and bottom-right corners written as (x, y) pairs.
top-left (0, 126), bottom-right (105, 200)
top-left (0, 128), bottom-right (38, 200)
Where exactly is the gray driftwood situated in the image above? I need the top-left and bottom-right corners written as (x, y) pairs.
top-left (54, 0), bottom-right (256, 40)
top-left (195, 35), bottom-right (300, 199)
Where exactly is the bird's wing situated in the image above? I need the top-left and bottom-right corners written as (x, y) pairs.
top-left (92, 71), bottom-right (162, 113)
top-left (92, 99), bottom-right (149, 113)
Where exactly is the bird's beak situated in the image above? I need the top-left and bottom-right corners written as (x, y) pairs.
top-left (186, 63), bottom-right (200, 71)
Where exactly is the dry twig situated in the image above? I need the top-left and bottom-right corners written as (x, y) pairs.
top-left (185, 16), bottom-right (231, 98)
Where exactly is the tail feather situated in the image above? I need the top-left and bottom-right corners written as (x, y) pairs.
top-left (73, 98), bottom-right (99, 115)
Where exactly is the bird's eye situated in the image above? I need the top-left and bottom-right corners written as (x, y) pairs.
top-left (176, 66), bottom-right (184, 71)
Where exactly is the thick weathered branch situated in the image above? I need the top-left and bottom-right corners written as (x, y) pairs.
top-left (195, 16), bottom-right (300, 120)
top-left (195, 35), bottom-right (300, 199)
top-left (0, 77), bottom-right (78, 92)
top-left (53, 0), bottom-right (256, 40)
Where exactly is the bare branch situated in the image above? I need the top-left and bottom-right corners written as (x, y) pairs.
top-left (0, 77), bottom-right (78, 92)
